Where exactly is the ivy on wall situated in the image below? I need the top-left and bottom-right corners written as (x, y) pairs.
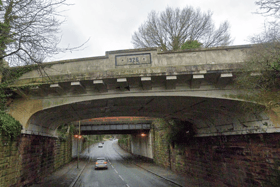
top-left (153, 118), bottom-right (195, 148)
top-left (0, 111), bottom-right (22, 139)
top-left (263, 160), bottom-right (280, 187)
top-left (57, 124), bottom-right (78, 141)
top-left (0, 64), bottom-right (40, 138)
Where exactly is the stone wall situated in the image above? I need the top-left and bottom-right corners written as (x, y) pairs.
top-left (152, 127), bottom-right (171, 169)
top-left (176, 134), bottom-right (280, 186)
top-left (152, 119), bottom-right (280, 186)
top-left (0, 134), bottom-right (72, 187)
top-left (54, 137), bottom-right (72, 170)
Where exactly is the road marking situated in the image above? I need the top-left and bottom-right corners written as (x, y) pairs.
top-left (111, 165), bottom-right (114, 169)
top-left (119, 175), bottom-right (124, 181)
top-left (114, 169), bottom-right (118, 174)
top-left (126, 184), bottom-right (130, 187)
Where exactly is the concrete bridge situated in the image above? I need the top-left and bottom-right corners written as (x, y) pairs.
top-left (3, 45), bottom-right (280, 186)
top-left (7, 45), bottom-right (280, 137)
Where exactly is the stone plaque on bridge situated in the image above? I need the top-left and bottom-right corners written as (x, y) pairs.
top-left (115, 53), bottom-right (151, 66)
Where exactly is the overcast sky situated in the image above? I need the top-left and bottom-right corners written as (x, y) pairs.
top-left (52, 0), bottom-right (267, 61)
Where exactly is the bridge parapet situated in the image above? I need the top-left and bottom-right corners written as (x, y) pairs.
top-left (12, 45), bottom-right (251, 98)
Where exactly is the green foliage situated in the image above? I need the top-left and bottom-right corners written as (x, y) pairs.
top-left (0, 64), bottom-right (40, 112)
top-left (3, 64), bottom-right (39, 83)
top-left (181, 40), bottom-right (202, 50)
top-left (263, 160), bottom-right (280, 187)
top-left (0, 111), bottom-right (22, 139)
top-left (234, 43), bottom-right (280, 110)
top-left (0, 0), bottom-right (15, 57)
top-left (104, 135), bottom-right (112, 139)
top-left (118, 134), bottom-right (131, 145)
top-left (153, 118), bottom-right (194, 147)
top-left (57, 124), bottom-right (77, 141)
top-left (0, 22), bottom-right (12, 52)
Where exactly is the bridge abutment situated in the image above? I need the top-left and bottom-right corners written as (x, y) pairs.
top-left (0, 134), bottom-right (72, 186)
top-left (151, 119), bottom-right (280, 186)
top-left (130, 131), bottom-right (153, 159)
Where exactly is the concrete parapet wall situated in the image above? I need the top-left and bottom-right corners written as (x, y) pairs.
top-left (118, 132), bottom-right (153, 159)
top-left (130, 131), bottom-right (153, 159)
top-left (14, 45), bottom-right (249, 85)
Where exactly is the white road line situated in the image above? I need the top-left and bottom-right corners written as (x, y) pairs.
top-left (114, 169), bottom-right (118, 174)
top-left (119, 175), bottom-right (124, 181)
top-left (111, 165), bottom-right (114, 169)
top-left (126, 184), bottom-right (130, 187)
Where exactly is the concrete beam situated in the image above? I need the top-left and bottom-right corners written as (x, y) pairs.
top-left (29, 86), bottom-right (47, 97)
top-left (50, 84), bottom-right (64, 95)
top-left (117, 78), bottom-right (129, 91)
top-left (141, 77), bottom-right (152, 90)
top-left (191, 74), bottom-right (204, 88)
top-left (71, 81), bottom-right (86, 93)
top-left (216, 73), bottom-right (233, 88)
top-left (13, 88), bottom-right (28, 98)
top-left (250, 72), bottom-right (262, 76)
top-left (93, 80), bottom-right (107, 92)
top-left (166, 76), bottom-right (177, 89)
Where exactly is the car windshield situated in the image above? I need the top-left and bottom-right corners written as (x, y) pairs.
top-left (96, 160), bottom-right (105, 163)
top-left (97, 157), bottom-right (106, 160)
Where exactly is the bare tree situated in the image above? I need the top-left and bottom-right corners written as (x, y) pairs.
top-left (0, 0), bottom-right (85, 67)
top-left (255, 0), bottom-right (280, 17)
top-left (132, 6), bottom-right (232, 51)
top-left (235, 21), bottom-right (280, 109)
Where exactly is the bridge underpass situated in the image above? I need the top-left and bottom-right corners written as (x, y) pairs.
top-left (4, 45), bottom-right (280, 186)
top-left (72, 117), bottom-right (154, 160)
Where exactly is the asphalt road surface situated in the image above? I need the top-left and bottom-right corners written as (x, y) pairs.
top-left (73, 140), bottom-right (177, 187)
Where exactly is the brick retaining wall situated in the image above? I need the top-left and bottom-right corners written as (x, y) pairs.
top-left (0, 134), bottom-right (72, 187)
top-left (152, 120), bottom-right (280, 186)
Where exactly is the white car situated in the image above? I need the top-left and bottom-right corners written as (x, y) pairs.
top-left (98, 143), bottom-right (103, 148)
top-left (95, 157), bottom-right (108, 170)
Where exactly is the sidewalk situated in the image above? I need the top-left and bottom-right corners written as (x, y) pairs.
top-left (31, 160), bottom-right (88, 187)
top-left (112, 141), bottom-right (212, 187)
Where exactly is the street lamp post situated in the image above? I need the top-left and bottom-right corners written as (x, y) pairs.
top-left (88, 138), bottom-right (90, 153)
top-left (78, 120), bottom-right (81, 168)
top-left (74, 121), bottom-right (82, 169)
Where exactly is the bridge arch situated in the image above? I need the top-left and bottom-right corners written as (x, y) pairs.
top-left (23, 94), bottom-right (272, 137)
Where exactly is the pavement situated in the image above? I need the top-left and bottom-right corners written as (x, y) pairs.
top-left (31, 140), bottom-right (216, 187)
top-left (31, 160), bottom-right (88, 187)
